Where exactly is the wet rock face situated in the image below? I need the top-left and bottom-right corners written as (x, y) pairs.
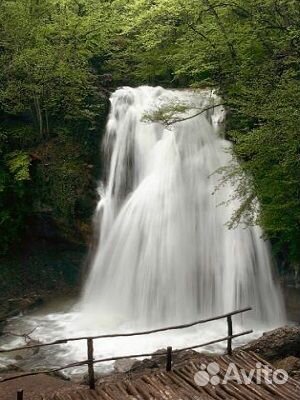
top-left (241, 326), bottom-right (300, 362)
top-left (0, 295), bottom-right (44, 335)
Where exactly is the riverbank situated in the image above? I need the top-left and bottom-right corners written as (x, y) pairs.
top-left (1, 326), bottom-right (300, 400)
top-left (240, 326), bottom-right (300, 381)
top-left (0, 237), bottom-right (87, 334)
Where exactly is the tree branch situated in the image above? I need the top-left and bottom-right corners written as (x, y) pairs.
top-left (3, 328), bottom-right (37, 344)
top-left (166, 103), bottom-right (225, 126)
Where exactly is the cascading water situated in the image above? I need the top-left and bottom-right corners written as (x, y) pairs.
top-left (79, 86), bottom-right (285, 330)
top-left (1, 86), bottom-right (285, 377)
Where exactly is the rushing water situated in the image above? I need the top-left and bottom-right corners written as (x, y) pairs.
top-left (80, 86), bottom-right (284, 328)
top-left (1, 86), bottom-right (285, 376)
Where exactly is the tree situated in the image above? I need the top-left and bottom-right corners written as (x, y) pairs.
top-left (109, 0), bottom-right (300, 270)
top-left (0, 0), bottom-right (116, 254)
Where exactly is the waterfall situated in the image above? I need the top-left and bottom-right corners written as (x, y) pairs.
top-left (80, 86), bottom-right (285, 331)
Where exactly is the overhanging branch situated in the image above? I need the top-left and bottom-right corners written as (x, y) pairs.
top-left (166, 103), bottom-right (225, 126)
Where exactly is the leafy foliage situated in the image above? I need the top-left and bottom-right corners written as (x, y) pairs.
top-left (6, 151), bottom-right (30, 181)
top-left (110, 0), bottom-right (300, 269)
top-left (0, 0), bottom-right (299, 273)
top-left (0, 0), bottom-right (115, 254)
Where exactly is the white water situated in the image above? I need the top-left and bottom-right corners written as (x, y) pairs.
top-left (1, 86), bottom-right (285, 376)
top-left (80, 86), bottom-right (284, 329)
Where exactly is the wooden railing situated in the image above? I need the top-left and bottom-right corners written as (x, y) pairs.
top-left (0, 307), bottom-right (252, 392)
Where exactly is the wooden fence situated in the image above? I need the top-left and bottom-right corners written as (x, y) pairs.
top-left (0, 307), bottom-right (252, 393)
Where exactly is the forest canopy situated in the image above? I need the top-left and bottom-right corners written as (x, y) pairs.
top-left (0, 0), bottom-right (299, 272)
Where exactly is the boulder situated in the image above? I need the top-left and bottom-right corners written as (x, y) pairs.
top-left (240, 326), bottom-right (300, 362)
top-left (114, 358), bottom-right (139, 373)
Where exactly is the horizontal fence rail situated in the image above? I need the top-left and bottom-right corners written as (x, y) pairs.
top-left (0, 307), bottom-right (253, 390)
top-left (0, 306), bottom-right (252, 354)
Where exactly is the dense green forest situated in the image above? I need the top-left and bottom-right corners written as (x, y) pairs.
top-left (0, 0), bottom-right (299, 286)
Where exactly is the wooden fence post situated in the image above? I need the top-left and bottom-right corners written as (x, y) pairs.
top-left (87, 338), bottom-right (95, 390)
top-left (17, 389), bottom-right (23, 400)
top-left (166, 346), bottom-right (173, 372)
top-left (227, 315), bottom-right (233, 356)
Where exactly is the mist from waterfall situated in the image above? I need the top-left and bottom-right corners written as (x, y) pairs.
top-left (80, 86), bottom-right (285, 331)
